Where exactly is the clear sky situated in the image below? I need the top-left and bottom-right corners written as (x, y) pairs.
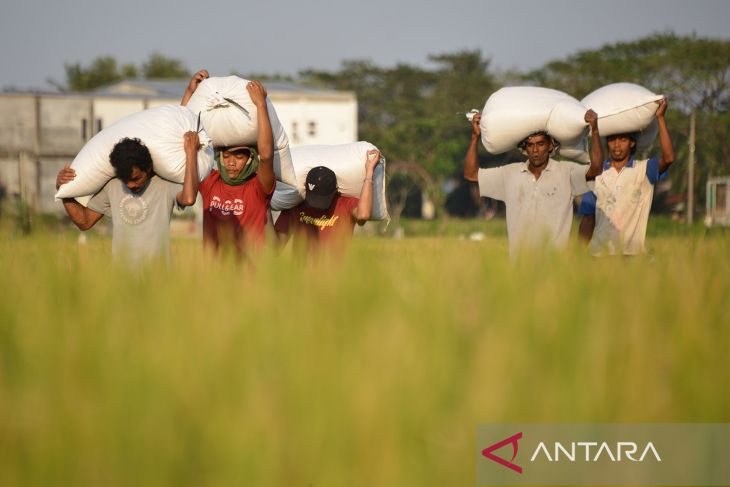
top-left (2, 0), bottom-right (729, 90)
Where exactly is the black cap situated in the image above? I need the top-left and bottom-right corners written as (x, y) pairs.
top-left (305, 166), bottom-right (337, 210)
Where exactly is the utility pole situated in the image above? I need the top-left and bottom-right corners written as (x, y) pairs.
top-left (687, 109), bottom-right (696, 225)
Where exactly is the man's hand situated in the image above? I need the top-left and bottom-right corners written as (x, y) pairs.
top-left (57, 166), bottom-right (103, 230)
top-left (178, 131), bottom-right (202, 207)
top-left (181, 69), bottom-right (209, 105)
top-left (465, 114), bottom-right (482, 182)
top-left (365, 149), bottom-right (381, 171)
top-left (656, 97), bottom-right (674, 173)
top-left (183, 131), bottom-right (201, 156)
top-left (585, 109), bottom-right (603, 180)
top-left (584, 109), bottom-right (599, 132)
top-left (353, 149), bottom-right (381, 224)
top-left (56, 165), bottom-right (76, 190)
top-left (471, 113), bottom-right (482, 138)
top-left (246, 80), bottom-right (268, 108)
top-left (186, 70), bottom-right (208, 96)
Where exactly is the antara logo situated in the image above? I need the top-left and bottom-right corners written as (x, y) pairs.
top-left (482, 432), bottom-right (523, 474)
top-left (482, 432), bottom-right (662, 474)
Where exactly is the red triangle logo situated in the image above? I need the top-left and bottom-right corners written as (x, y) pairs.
top-left (481, 432), bottom-right (523, 474)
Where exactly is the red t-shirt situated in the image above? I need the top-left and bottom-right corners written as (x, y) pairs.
top-left (274, 195), bottom-right (359, 250)
top-left (199, 171), bottom-right (273, 253)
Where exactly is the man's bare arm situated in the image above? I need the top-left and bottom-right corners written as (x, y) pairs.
top-left (176, 131), bottom-right (201, 207)
top-left (656, 99), bottom-right (675, 174)
top-left (464, 113), bottom-right (481, 182)
top-left (248, 80), bottom-right (275, 192)
top-left (56, 166), bottom-right (103, 230)
top-left (352, 150), bottom-right (381, 224)
top-left (584, 109), bottom-right (603, 180)
top-left (180, 69), bottom-right (209, 106)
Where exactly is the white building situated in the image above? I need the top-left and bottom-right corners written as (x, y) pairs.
top-left (0, 80), bottom-right (357, 214)
top-left (706, 176), bottom-right (730, 227)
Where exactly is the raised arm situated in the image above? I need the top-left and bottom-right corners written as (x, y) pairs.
top-left (352, 149), bottom-right (381, 224)
top-left (176, 131), bottom-right (200, 207)
top-left (56, 166), bottom-right (103, 230)
top-left (655, 98), bottom-right (675, 174)
top-left (464, 113), bottom-right (481, 182)
top-left (584, 109), bottom-right (603, 180)
top-left (247, 80), bottom-right (275, 192)
top-left (180, 69), bottom-right (209, 106)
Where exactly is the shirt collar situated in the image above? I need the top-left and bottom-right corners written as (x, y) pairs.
top-left (605, 157), bottom-right (635, 170)
top-left (521, 158), bottom-right (556, 173)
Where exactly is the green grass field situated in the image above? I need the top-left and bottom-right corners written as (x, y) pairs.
top-left (1, 218), bottom-right (729, 486)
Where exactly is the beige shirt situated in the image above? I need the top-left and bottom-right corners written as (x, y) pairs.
top-left (478, 159), bottom-right (590, 254)
top-left (589, 159), bottom-right (657, 256)
top-left (87, 176), bottom-right (183, 264)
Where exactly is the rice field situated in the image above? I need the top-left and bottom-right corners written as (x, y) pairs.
top-left (1, 219), bottom-right (729, 486)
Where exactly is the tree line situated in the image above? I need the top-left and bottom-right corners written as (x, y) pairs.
top-left (51, 52), bottom-right (189, 93)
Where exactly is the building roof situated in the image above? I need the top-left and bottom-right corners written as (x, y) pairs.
top-left (95, 79), bottom-right (188, 97)
top-left (1, 78), bottom-right (355, 103)
top-left (95, 79), bottom-right (354, 101)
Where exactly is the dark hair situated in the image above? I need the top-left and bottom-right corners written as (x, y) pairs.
top-left (109, 138), bottom-right (153, 181)
top-left (518, 131), bottom-right (559, 152)
top-left (607, 133), bottom-right (639, 155)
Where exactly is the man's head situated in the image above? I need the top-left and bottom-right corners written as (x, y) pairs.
top-left (220, 146), bottom-right (253, 180)
top-left (519, 131), bottom-right (555, 168)
top-left (305, 166), bottom-right (337, 210)
top-left (110, 138), bottom-right (153, 193)
top-left (606, 133), bottom-right (638, 162)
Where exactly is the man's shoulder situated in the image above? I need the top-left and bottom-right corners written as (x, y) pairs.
top-left (551, 159), bottom-right (584, 170)
top-left (614, 158), bottom-right (652, 177)
top-left (480, 162), bottom-right (524, 175)
top-left (200, 170), bottom-right (220, 190)
top-left (149, 175), bottom-right (183, 199)
top-left (337, 195), bottom-right (360, 212)
top-left (505, 161), bottom-right (527, 170)
top-left (631, 158), bottom-right (653, 168)
top-left (100, 178), bottom-right (125, 197)
top-left (549, 160), bottom-right (590, 180)
top-left (135, 176), bottom-right (181, 205)
top-left (152, 174), bottom-right (182, 188)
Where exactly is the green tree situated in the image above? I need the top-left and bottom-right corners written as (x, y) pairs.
top-left (425, 51), bottom-right (498, 178)
top-left (527, 32), bottom-right (730, 113)
top-left (63, 56), bottom-right (138, 92)
top-left (142, 52), bottom-right (190, 79)
top-left (60, 53), bottom-right (189, 91)
top-left (231, 71), bottom-right (296, 83)
top-left (301, 50), bottom-right (497, 208)
top-left (525, 32), bottom-right (730, 205)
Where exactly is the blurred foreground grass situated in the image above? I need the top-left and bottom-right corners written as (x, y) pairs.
top-left (1, 227), bottom-right (729, 486)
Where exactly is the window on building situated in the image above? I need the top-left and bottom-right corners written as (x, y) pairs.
top-left (308, 121), bottom-right (317, 137)
top-left (81, 119), bottom-right (88, 141)
top-left (291, 121), bottom-right (300, 144)
top-left (96, 119), bottom-right (103, 134)
top-left (717, 183), bottom-right (727, 212)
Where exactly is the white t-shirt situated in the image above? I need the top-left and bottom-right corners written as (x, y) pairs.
top-left (589, 158), bottom-right (660, 256)
top-left (478, 159), bottom-right (590, 254)
top-left (87, 175), bottom-right (182, 263)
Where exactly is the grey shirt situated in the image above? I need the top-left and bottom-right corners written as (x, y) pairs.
top-left (477, 159), bottom-right (590, 254)
top-left (87, 175), bottom-right (182, 263)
